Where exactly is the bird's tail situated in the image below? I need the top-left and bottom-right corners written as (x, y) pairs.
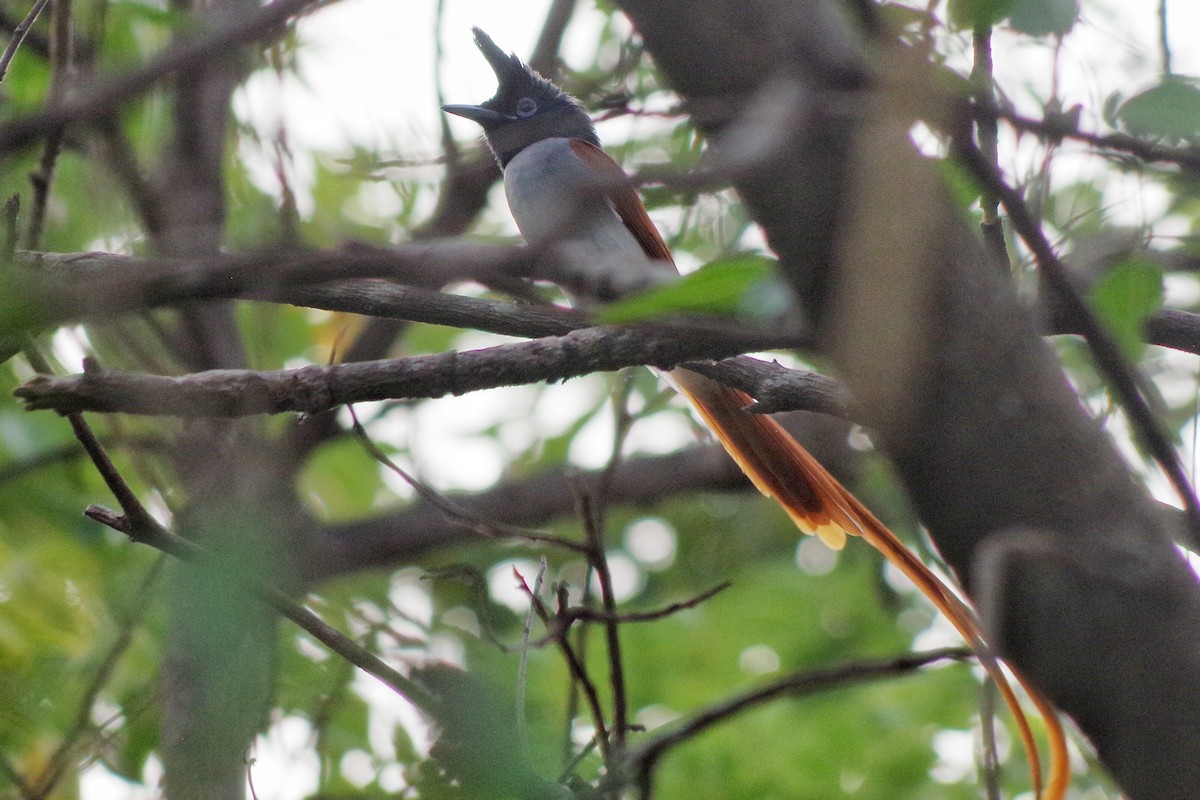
top-left (668, 367), bottom-right (1068, 800)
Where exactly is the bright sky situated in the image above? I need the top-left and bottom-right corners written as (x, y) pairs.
top-left (83, 0), bottom-right (1200, 797)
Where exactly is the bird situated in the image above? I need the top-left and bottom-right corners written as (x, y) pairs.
top-left (443, 27), bottom-right (1066, 799)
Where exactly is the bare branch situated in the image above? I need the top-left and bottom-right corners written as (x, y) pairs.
top-left (516, 569), bottom-right (613, 764)
top-left (303, 412), bottom-right (859, 582)
top-left (972, 101), bottom-right (1200, 175)
top-left (15, 324), bottom-right (806, 417)
top-left (0, 243), bottom-right (527, 335)
top-left (0, 0), bottom-right (327, 155)
top-left (626, 648), bottom-right (973, 799)
top-left (0, 0), bottom-right (52, 84)
top-left (348, 406), bottom-right (590, 555)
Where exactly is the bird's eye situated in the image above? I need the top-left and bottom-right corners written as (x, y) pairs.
top-left (515, 97), bottom-right (538, 117)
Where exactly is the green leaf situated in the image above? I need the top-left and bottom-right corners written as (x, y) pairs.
top-left (1005, 0), bottom-right (1078, 36)
top-left (1117, 79), bottom-right (1200, 145)
top-left (595, 255), bottom-right (781, 324)
top-left (1088, 257), bottom-right (1163, 361)
top-left (947, 0), bottom-right (1016, 29)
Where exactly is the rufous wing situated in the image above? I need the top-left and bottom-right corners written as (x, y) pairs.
top-left (569, 139), bottom-right (675, 264)
top-left (570, 138), bottom-right (862, 548)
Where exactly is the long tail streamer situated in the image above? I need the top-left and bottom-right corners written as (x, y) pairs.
top-left (669, 371), bottom-right (1069, 800)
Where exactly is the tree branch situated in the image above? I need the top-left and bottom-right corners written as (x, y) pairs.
top-left (0, 243), bottom-right (529, 335)
top-left (303, 411), bottom-right (859, 582)
top-left (14, 324), bottom-right (807, 417)
top-left (0, 0), bottom-right (327, 155)
top-left (626, 647), bottom-right (973, 799)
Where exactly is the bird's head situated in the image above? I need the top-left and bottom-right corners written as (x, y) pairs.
top-left (442, 28), bottom-right (599, 167)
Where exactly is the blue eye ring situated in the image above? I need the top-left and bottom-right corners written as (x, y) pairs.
top-left (516, 97), bottom-right (538, 117)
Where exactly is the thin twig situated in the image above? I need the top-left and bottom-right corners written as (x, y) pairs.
top-left (972, 101), bottom-right (1200, 175)
top-left (954, 137), bottom-right (1200, 545)
top-left (25, 0), bottom-right (72, 250)
top-left (558, 582), bottom-right (731, 624)
top-left (20, 342), bottom-right (154, 527)
top-left (0, 0), bottom-right (52, 83)
top-left (19, 357), bottom-right (438, 751)
top-left (516, 570), bottom-right (612, 765)
top-left (516, 557), bottom-right (547, 762)
top-left (979, 679), bottom-right (1002, 800)
top-left (577, 486), bottom-right (628, 750)
top-left (84, 502), bottom-right (433, 709)
top-left (626, 647), bottom-right (973, 799)
top-left (581, 376), bottom-right (639, 751)
top-left (348, 407), bottom-right (590, 554)
top-left (969, 25), bottom-right (1007, 270)
top-left (518, 582), bottom-right (733, 651)
top-left (21, 353), bottom-right (434, 711)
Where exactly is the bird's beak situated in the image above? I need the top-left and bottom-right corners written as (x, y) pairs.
top-left (441, 104), bottom-right (514, 127)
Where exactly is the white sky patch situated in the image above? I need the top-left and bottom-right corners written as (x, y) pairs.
top-left (1164, 273), bottom-right (1200, 308)
top-left (248, 716), bottom-right (321, 800)
top-left (624, 517), bottom-right (677, 570)
top-left (50, 326), bottom-right (90, 373)
top-left (389, 568), bottom-right (435, 633)
top-left (488, 557), bottom-right (543, 612)
top-left (912, 606), bottom-right (968, 652)
top-left (566, 394), bottom-right (618, 469)
top-left (930, 728), bottom-right (977, 784)
top-left (634, 704), bottom-right (681, 732)
top-left (738, 643), bottom-right (781, 675)
top-left (795, 535), bottom-right (839, 576)
top-left (1178, 545), bottom-right (1200, 580)
top-left (338, 749), bottom-right (375, 789)
top-left (1156, 350), bottom-right (1200, 409)
top-left (591, 551), bottom-right (645, 602)
top-left (365, 389), bottom-right (522, 493)
top-left (80, 759), bottom-right (160, 800)
top-left (351, 667), bottom-right (434, 762)
top-left (532, 375), bottom-right (608, 434)
top-left (623, 403), bottom-right (696, 457)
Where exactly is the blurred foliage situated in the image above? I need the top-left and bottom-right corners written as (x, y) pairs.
top-left (0, 0), bottom-right (1192, 798)
top-left (595, 254), bottom-right (782, 323)
top-left (1116, 78), bottom-right (1200, 146)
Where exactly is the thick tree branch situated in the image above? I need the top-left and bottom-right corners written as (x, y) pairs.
top-left (0, 243), bottom-right (527, 335)
top-left (15, 324), bottom-right (806, 417)
top-left (304, 411), bottom-right (859, 582)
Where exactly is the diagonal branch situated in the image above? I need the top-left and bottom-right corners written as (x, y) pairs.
top-left (952, 136), bottom-right (1200, 540)
top-left (625, 647), bottom-right (973, 799)
top-left (0, 0), bottom-right (329, 155)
